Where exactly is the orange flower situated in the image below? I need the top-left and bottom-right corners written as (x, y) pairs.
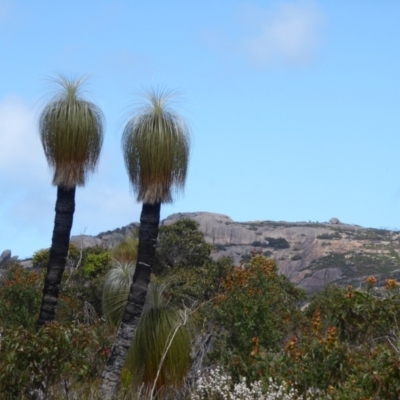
top-left (366, 276), bottom-right (377, 285)
top-left (326, 326), bottom-right (337, 345)
top-left (344, 285), bottom-right (354, 298)
top-left (284, 336), bottom-right (298, 352)
top-left (312, 308), bottom-right (322, 337)
top-left (385, 279), bottom-right (398, 290)
top-left (250, 336), bottom-right (260, 357)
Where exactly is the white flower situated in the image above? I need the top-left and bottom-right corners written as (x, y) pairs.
top-left (191, 367), bottom-right (312, 400)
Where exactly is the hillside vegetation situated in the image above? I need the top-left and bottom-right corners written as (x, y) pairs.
top-left (1, 219), bottom-right (400, 399)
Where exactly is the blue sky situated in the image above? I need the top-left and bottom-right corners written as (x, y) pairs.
top-left (1, 0), bottom-right (400, 258)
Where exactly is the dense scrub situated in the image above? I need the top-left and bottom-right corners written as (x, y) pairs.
top-left (1, 220), bottom-right (400, 399)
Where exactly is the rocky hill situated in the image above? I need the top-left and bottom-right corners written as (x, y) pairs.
top-left (162, 212), bottom-right (400, 293)
top-left (4, 212), bottom-right (400, 294)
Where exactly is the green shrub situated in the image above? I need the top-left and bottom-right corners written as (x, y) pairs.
top-left (264, 237), bottom-right (290, 249)
top-left (82, 251), bottom-right (111, 278)
top-left (0, 322), bottom-right (107, 398)
top-left (32, 248), bottom-right (50, 269)
top-left (0, 265), bottom-right (43, 330)
top-left (154, 219), bottom-right (213, 275)
top-left (316, 232), bottom-right (341, 240)
top-left (160, 256), bottom-right (234, 307)
top-left (251, 241), bottom-right (268, 247)
top-left (32, 243), bottom-right (80, 269)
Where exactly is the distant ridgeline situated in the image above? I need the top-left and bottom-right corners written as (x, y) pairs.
top-left (3, 212), bottom-right (400, 294)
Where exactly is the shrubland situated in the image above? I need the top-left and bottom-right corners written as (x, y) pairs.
top-left (1, 219), bottom-right (400, 399)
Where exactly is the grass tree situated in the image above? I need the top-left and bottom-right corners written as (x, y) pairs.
top-left (101, 89), bottom-right (190, 399)
top-left (37, 76), bottom-right (104, 329)
top-left (103, 262), bottom-right (190, 395)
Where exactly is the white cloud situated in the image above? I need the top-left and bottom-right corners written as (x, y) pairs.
top-left (202, 0), bottom-right (326, 69)
top-left (240, 0), bottom-right (326, 67)
top-left (0, 95), bottom-right (49, 186)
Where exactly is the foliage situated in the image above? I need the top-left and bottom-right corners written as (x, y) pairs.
top-left (39, 75), bottom-right (104, 188)
top-left (0, 322), bottom-right (107, 399)
top-left (159, 256), bottom-right (234, 308)
top-left (309, 251), bottom-right (400, 279)
top-left (102, 261), bottom-right (136, 329)
top-left (10, 245), bottom-right (111, 325)
top-left (316, 232), bottom-right (341, 240)
top-left (263, 282), bottom-right (400, 399)
top-left (112, 238), bottom-right (138, 264)
top-left (102, 239), bottom-right (138, 326)
top-left (264, 237), bottom-right (290, 250)
top-left (49, 246), bottom-right (113, 320)
top-left (122, 89), bottom-right (190, 204)
top-left (0, 264), bottom-right (43, 330)
top-left (103, 262), bottom-right (191, 392)
top-left (7, 220), bottom-right (400, 399)
top-left (154, 219), bottom-right (213, 275)
top-left (82, 250), bottom-right (112, 278)
top-left (32, 242), bottom-right (80, 269)
top-left (210, 254), bottom-right (305, 381)
top-left (128, 282), bottom-right (191, 392)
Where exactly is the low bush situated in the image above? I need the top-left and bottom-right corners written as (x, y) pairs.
top-left (264, 237), bottom-right (290, 250)
top-left (0, 322), bottom-right (108, 399)
top-left (209, 254), bottom-right (305, 381)
top-left (0, 264), bottom-right (43, 330)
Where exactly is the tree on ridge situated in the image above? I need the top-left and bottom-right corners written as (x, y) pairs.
top-left (101, 88), bottom-right (190, 398)
top-left (37, 76), bottom-right (104, 329)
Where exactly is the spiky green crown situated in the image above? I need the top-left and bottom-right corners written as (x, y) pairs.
top-left (122, 89), bottom-right (190, 204)
top-left (39, 76), bottom-right (104, 188)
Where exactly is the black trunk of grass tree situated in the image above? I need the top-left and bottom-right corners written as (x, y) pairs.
top-left (101, 202), bottom-right (160, 392)
top-left (36, 76), bottom-right (104, 329)
top-left (37, 187), bottom-right (75, 327)
top-left (101, 89), bottom-right (190, 399)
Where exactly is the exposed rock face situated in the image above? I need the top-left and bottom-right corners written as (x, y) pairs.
top-left (163, 212), bottom-right (400, 293)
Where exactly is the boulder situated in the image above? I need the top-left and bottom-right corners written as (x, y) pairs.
top-left (71, 235), bottom-right (103, 249)
top-left (20, 259), bottom-right (33, 269)
top-left (0, 250), bottom-right (12, 267)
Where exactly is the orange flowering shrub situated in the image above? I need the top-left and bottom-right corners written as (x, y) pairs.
top-left (272, 284), bottom-right (400, 398)
top-left (210, 254), bottom-right (305, 380)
